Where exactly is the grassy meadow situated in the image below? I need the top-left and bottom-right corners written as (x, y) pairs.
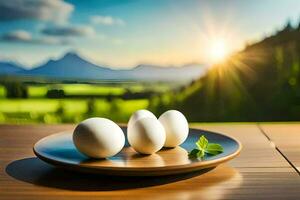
top-left (0, 82), bottom-right (175, 124)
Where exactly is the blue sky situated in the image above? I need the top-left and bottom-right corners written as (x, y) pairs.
top-left (0, 0), bottom-right (300, 68)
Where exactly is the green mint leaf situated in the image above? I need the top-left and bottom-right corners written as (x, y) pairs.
top-left (188, 149), bottom-right (200, 158)
top-left (205, 143), bottom-right (224, 155)
top-left (196, 135), bottom-right (208, 151)
top-left (197, 149), bottom-right (205, 158)
top-left (188, 135), bottom-right (224, 159)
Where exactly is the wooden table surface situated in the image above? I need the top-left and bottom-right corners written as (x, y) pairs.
top-left (0, 123), bottom-right (299, 200)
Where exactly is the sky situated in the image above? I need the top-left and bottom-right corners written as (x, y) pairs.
top-left (0, 0), bottom-right (300, 69)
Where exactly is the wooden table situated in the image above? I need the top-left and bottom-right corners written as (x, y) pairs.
top-left (0, 123), bottom-right (300, 200)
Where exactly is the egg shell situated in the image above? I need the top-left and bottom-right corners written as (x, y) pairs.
top-left (128, 117), bottom-right (166, 154)
top-left (127, 109), bottom-right (157, 134)
top-left (158, 110), bottom-right (189, 147)
top-left (73, 117), bottom-right (125, 158)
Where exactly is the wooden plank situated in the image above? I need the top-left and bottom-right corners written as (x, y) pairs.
top-left (1, 161), bottom-right (299, 200)
top-left (259, 123), bottom-right (300, 172)
top-left (0, 124), bottom-right (299, 200)
top-left (191, 124), bottom-right (290, 168)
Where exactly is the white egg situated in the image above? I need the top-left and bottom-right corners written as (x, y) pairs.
top-left (127, 109), bottom-right (157, 134)
top-left (158, 110), bottom-right (189, 147)
top-left (73, 117), bottom-right (125, 158)
top-left (128, 117), bottom-right (166, 154)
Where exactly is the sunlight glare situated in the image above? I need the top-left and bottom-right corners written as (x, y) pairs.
top-left (209, 39), bottom-right (228, 63)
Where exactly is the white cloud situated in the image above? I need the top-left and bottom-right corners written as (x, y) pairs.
top-left (90, 15), bottom-right (125, 26)
top-left (0, 30), bottom-right (70, 45)
top-left (1, 30), bottom-right (32, 42)
top-left (41, 25), bottom-right (95, 37)
top-left (0, 0), bottom-right (74, 23)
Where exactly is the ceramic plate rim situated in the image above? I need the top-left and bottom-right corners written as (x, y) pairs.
top-left (33, 128), bottom-right (242, 175)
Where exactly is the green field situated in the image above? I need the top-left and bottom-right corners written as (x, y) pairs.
top-left (0, 82), bottom-right (179, 124)
top-left (21, 83), bottom-right (174, 98)
top-left (0, 85), bottom-right (5, 98)
top-left (62, 84), bottom-right (126, 95)
top-left (0, 98), bottom-right (149, 124)
top-left (27, 84), bottom-right (127, 98)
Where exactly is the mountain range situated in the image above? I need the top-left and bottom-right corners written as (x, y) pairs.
top-left (0, 52), bottom-right (205, 82)
top-left (0, 61), bottom-right (25, 74)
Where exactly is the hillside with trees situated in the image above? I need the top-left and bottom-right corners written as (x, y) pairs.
top-left (150, 21), bottom-right (300, 122)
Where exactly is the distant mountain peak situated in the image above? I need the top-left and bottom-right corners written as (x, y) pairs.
top-left (62, 51), bottom-right (82, 60)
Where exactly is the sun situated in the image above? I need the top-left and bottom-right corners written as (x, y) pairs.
top-left (209, 39), bottom-right (229, 63)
